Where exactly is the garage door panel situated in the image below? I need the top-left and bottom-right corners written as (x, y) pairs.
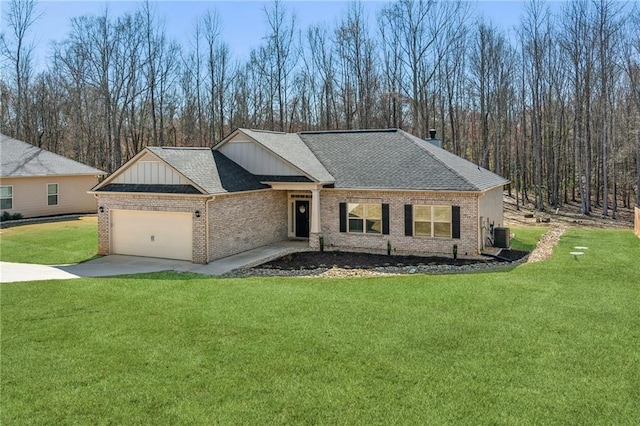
top-left (111, 210), bottom-right (192, 261)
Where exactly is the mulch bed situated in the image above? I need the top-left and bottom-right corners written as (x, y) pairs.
top-left (259, 249), bottom-right (529, 271)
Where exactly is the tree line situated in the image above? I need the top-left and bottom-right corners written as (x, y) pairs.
top-left (2, 0), bottom-right (640, 214)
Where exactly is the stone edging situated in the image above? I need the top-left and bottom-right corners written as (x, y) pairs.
top-left (225, 255), bottom-right (529, 278)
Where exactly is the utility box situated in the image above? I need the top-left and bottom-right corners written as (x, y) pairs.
top-left (494, 227), bottom-right (510, 248)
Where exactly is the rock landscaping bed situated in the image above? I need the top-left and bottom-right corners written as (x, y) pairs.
top-left (226, 249), bottom-right (529, 278)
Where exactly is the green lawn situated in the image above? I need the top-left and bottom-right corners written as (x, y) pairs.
top-left (509, 226), bottom-right (546, 251)
top-left (0, 217), bottom-right (98, 264)
top-left (1, 227), bottom-right (638, 424)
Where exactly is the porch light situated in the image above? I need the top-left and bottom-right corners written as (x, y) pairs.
top-left (195, 210), bottom-right (201, 218)
top-left (99, 206), bottom-right (104, 213)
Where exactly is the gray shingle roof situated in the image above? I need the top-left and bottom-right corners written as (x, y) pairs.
top-left (113, 129), bottom-right (507, 195)
top-left (239, 129), bottom-right (334, 183)
top-left (145, 147), bottom-right (267, 194)
top-left (98, 184), bottom-right (202, 194)
top-left (0, 134), bottom-right (106, 177)
top-left (298, 129), bottom-right (508, 191)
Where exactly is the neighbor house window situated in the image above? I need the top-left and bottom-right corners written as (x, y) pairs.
top-left (1, 186), bottom-right (13, 210)
top-left (413, 205), bottom-right (452, 238)
top-left (348, 203), bottom-right (381, 234)
top-left (47, 183), bottom-right (58, 206)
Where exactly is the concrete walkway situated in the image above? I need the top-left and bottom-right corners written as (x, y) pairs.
top-left (0, 240), bottom-right (308, 283)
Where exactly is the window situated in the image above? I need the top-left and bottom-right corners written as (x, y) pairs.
top-left (1, 186), bottom-right (12, 210)
top-left (413, 205), bottom-right (452, 238)
top-left (47, 183), bottom-right (58, 206)
top-left (347, 203), bottom-right (381, 234)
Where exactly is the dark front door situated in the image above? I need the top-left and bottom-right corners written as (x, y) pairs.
top-left (295, 200), bottom-right (310, 238)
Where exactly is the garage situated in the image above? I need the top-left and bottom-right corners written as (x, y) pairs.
top-left (111, 210), bottom-right (193, 261)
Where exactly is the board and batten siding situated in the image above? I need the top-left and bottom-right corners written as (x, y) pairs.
top-left (113, 153), bottom-right (189, 185)
top-left (219, 134), bottom-right (302, 176)
top-left (0, 175), bottom-right (99, 218)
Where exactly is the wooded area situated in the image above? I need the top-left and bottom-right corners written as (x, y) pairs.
top-left (2, 0), bottom-right (640, 214)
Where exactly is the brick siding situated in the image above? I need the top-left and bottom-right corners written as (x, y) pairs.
top-left (97, 188), bottom-right (487, 264)
top-left (208, 190), bottom-right (287, 261)
top-left (317, 189), bottom-right (480, 256)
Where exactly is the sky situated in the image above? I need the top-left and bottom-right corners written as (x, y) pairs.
top-left (1, 0), bottom-right (535, 71)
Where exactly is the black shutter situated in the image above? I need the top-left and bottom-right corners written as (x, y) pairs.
top-left (404, 204), bottom-right (413, 236)
top-left (339, 202), bottom-right (347, 232)
top-left (382, 204), bottom-right (389, 235)
top-left (452, 206), bottom-right (461, 239)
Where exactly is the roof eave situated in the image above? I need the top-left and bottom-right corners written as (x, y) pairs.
top-left (89, 190), bottom-right (214, 198)
top-left (1, 172), bottom-right (106, 179)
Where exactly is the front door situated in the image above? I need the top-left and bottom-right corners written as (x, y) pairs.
top-left (295, 200), bottom-right (310, 238)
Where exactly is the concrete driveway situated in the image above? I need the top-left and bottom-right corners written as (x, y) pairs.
top-left (0, 240), bottom-right (307, 283)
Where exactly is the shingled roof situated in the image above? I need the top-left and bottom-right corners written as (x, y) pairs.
top-left (145, 147), bottom-right (268, 194)
top-left (298, 129), bottom-right (508, 191)
top-left (0, 134), bottom-right (105, 177)
top-left (95, 129), bottom-right (508, 195)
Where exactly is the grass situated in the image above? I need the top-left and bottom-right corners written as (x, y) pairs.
top-left (1, 227), bottom-right (639, 424)
top-left (509, 226), bottom-right (547, 251)
top-left (0, 217), bottom-right (98, 264)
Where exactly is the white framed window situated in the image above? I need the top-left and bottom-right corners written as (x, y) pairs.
top-left (1, 186), bottom-right (13, 210)
top-left (414, 205), bottom-right (452, 238)
top-left (348, 203), bottom-right (381, 234)
top-left (47, 183), bottom-right (58, 206)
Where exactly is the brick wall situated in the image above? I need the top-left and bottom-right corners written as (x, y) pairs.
top-left (208, 190), bottom-right (287, 261)
top-left (96, 194), bottom-right (208, 263)
top-left (318, 189), bottom-right (480, 256)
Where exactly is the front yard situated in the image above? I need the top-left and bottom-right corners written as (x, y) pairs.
top-left (1, 225), bottom-right (638, 424)
top-left (0, 216), bottom-right (98, 264)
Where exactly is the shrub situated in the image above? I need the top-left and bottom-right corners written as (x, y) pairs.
top-left (1, 212), bottom-right (23, 221)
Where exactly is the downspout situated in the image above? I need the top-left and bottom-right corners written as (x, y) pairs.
top-left (206, 196), bottom-right (215, 262)
top-left (477, 194), bottom-right (482, 253)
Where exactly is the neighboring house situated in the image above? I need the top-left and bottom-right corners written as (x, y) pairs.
top-left (0, 134), bottom-right (106, 218)
top-left (91, 128), bottom-right (508, 263)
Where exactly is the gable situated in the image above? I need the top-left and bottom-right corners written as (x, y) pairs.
top-left (112, 153), bottom-right (190, 185)
top-left (218, 133), bottom-right (303, 176)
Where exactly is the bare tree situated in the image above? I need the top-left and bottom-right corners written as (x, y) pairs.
top-left (0, 0), bottom-right (40, 142)
top-left (263, 0), bottom-right (297, 131)
top-left (624, 6), bottom-right (640, 207)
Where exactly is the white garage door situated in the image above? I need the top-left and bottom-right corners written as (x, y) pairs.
top-left (111, 210), bottom-right (193, 261)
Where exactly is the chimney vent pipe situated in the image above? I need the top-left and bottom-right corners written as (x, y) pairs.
top-left (429, 128), bottom-right (436, 139)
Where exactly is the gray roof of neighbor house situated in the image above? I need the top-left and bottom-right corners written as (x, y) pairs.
top-left (235, 129), bottom-right (335, 183)
top-left (298, 129), bottom-right (508, 191)
top-left (0, 134), bottom-right (106, 177)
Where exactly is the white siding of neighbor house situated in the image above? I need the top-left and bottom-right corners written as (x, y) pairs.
top-left (0, 175), bottom-right (100, 218)
top-left (219, 134), bottom-right (302, 176)
top-left (113, 153), bottom-right (189, 185)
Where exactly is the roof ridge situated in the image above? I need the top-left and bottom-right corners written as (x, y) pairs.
top-left (397, 130), bottom-right (481, 191)
top-left (300, 128), bottom-right (397, 135)
top-left (148, 146), bottom-right (211, 150)
top-left (247, 128), bottom-right (286, 135)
